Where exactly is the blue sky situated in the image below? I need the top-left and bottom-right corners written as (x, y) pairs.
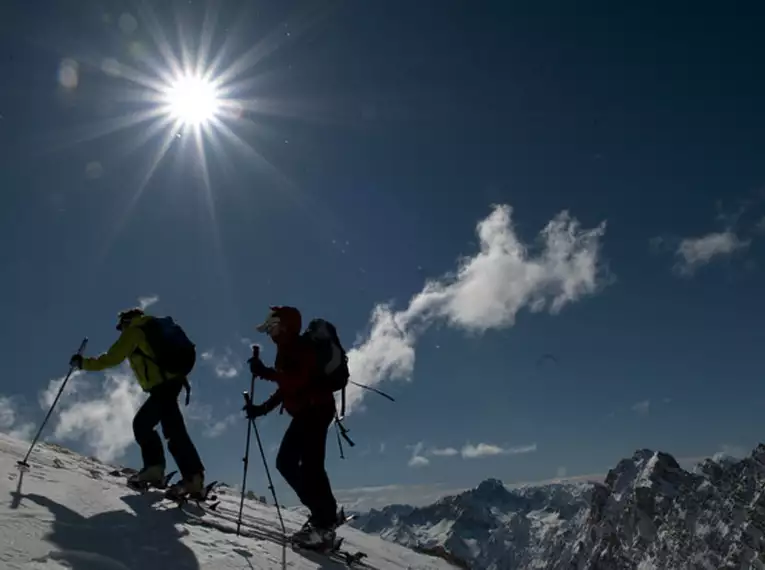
top-left (2, 1), bottom-right (765, 510)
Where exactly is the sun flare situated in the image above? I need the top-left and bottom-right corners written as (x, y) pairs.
top-left (163, 75), bottom-right (220, 126)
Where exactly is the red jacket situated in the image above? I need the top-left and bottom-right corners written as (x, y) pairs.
top-left (259, 336), bottom-right (335, 416)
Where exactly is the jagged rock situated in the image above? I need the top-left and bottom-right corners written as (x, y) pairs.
top-left (351, 444), bottom-right (765, 569)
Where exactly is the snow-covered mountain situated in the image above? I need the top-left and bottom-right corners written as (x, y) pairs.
top-left (350, 445), bottom-right (765, 569)
top-left (350, 477), bottom-right (591, 568)
top-left (0, 433), bottom-right (456, 570)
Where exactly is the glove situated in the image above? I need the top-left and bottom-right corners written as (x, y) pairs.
top-left (243, 402), bottom-right (269, 420)
top-left (69, 354), bottom-right (83, 369)
top-left (248, 356), bottom-right (268, 378)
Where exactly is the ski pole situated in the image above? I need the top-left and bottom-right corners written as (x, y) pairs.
top-left (236, 346), bottom-right (259, 536)
top-left (18, 337), bottom-right (88, 469)
top-left (246, 394), bottom-right (286, 537)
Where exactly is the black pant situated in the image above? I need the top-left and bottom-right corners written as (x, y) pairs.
top-left (132, 378), bottom-right (204, 480)
top-left (276, 404), bottom-right (337, 528)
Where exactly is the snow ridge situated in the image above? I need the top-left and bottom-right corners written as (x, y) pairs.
top-left (0, 434), bottom-right (455, 570)
top-left (351, 445), bottom-right (765, 569)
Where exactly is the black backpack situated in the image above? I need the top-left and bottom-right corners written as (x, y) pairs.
top-left (302, 318), bottom-right (350, 414)
top-left (139, 316), bottom-right (196, 377)
top-left (135, 316), bottom-right (196, 405)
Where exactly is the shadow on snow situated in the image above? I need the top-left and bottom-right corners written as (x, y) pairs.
top-left (21, 491), bottom-right (200, 570)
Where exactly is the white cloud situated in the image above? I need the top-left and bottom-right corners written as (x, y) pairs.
top-left (336, 470), bottom-right (601, 511)
top-left (556, 466), bottom-right (568, 479)
top-left (674, 231), bottom-right (749, 275)
top-left (203, 413), bottom-right (240, 438)
top-left (407, 442), bottom-right (430, 468)
top-left (0, 395), bottom-right (35, 441)
top-left (186, 402), bottom-right (241, 439)
top-left (430, 447), bottom-right (459, 457)
top-left (335, 482), bottom-right (467, 511)
top-left (40, 366), bottom-right (145, 462)
top-left (632, 400), bottom-right (650, 415)
top-left (138, 295), bottom-right (159, 310)
top-left (712, 444), bottom-right (748, 461)
top-left (460, 442), bottom-right (537, 459)
top-left (422, 442), bottom-right (537, 460)
top-left (379, 442), bottom-right (386, 454)
top-left (215, 364), bottom-right (239, 379)
top-left (38, 371), bottom-right (85, 409)
top-left (200, 348), bottom-right (241, 379)
top-left (345, 205), bottom-right (608, 413)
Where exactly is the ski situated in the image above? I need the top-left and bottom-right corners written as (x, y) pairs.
top-left (290, 537), bottom-right (369, 567)
top-left (175, 503), bottom-right (369, 567)
top-left (110, 469), bottom-right (178, 491)
top-left (110, 469), bottom-right (219, 509)
top-left (163, 480), bottom-right (219, 507)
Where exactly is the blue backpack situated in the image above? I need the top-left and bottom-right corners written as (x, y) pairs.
top-left (136, 316), bottom-right (196, 404)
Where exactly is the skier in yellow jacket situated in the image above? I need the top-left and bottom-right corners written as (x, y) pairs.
top-left (70, 307), bottom-right (205, 498)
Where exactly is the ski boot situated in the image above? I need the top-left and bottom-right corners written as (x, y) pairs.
top-left (126, 465), bottom-right (166, 491)
top-left (165, 473), bottom-right (205, 502)
top-left (290, 516), bottom-right (340, 552)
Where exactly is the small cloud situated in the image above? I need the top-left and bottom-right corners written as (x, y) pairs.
top-left (345, 205), bottom-right (609, 414)
top-left (662, 397), bottom-right (672, 404)
top-left (649, 236), bottom-right (668, 252)
top-left (460, 442), bottom-right (537, 459)
top-left (187, 403), bottom-right (242, 439)
top-left (420, 442), bottom-right (538, 460)
top-left (335, 482), bottom-right (466, 511)
top-left (203, 413), bottom-right (239, 438)
top-left (0, 395), bottom-right (35, 441)
top-left (58, 58), bottom-right (79, 89)
top-left (713, 444), bottom-right (747, 461)
top-left (200, 348), bottom-right (241, 379)
top-left (85, 161), bottom-right (103, 179)
top-left (138, 295), bottom-right (159, 310)
top-left (429, 447), bottom-right (459, 457)
top-left (632, 400), bottom-right (650, 415)
top-left (674, 231), bottom-right (749, 276)
top-left (215, 364), bottom-right (239, 379)
top-left (408, 456), bottom-right (429, 468)
top-left (556, 466), bottom-right (568, 479)
top-left (407, 442), bottom-right (430, 468)
top-left (379, 442), bottom-right (386, 454)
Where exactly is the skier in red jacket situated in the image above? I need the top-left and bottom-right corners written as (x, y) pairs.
top-left (244, 305), bottom-right (341, 549)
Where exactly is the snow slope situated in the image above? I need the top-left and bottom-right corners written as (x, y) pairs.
top-left (0, 434), bottom-right (456, 570)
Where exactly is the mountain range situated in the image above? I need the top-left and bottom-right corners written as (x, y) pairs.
top-left (349, 445), bottom-right (765, 569)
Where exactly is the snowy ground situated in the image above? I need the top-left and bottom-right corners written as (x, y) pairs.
top-left (0, 434), bottom-right (455, 570)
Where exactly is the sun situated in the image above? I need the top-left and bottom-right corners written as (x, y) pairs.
top-left (163, 75), bottom-right (221, 126)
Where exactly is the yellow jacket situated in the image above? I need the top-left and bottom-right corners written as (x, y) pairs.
top-left (82, 314), bottom-right (180, 392)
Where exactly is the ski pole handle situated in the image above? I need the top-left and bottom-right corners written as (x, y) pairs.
top-left (75, 337), bottom-right (89, 358)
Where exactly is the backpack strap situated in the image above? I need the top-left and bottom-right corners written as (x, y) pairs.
top-left (334, 410), bottom-right (354, 460)
top-left (182, 378), bottom-right (191, 406)
top-left (133, 348), bottom-right (191, 406)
